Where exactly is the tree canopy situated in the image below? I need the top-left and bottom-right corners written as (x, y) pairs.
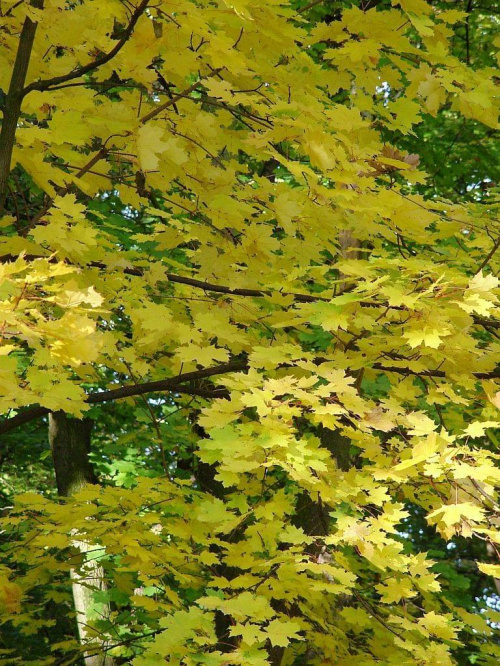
top-left (0, 0), bottom-right (499, 664)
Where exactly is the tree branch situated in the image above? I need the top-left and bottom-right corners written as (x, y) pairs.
top-left (297, 0), bottom-right (328, 13)
top-left (2, 352), bottom-right (499, 437)
top-left (372, 363), bottom-right (500, 380)
top-left (0, 252), bottom-right (329, 303)
top-left (3, 1), bottom-right (26, 18)
top-left (19, 146), bottom-right (110, 236)
top-left (86, 361), bottom-right (245, 404)
top-left (0, 0), bottom-right (44, 213)
top-left (140, 68), bottom-right (224, 124)
top-left (476, 234), bottom-right (500, 274)
top-left (1, 253), bottom-right (500, 331)
top-left (163, 272), bottom-right (329, 302)
top-left (465, 0), bottom-right (473, 66)
top-left (23, 0), bottom-right (149, 95)
top-left (0, 361), bottom-right (246, 436)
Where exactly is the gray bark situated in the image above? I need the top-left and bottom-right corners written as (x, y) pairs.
top-left (49, 412), bottom-right (116, 666)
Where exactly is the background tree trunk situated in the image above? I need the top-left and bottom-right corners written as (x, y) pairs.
top-left (49, 413), bottom-right (97, 496)
top-left (337, 229), bottom-right (361, 294)
top-left (49, 412), bottom-right (116, 666)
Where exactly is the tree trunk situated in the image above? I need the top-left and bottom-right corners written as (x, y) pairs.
top-left (0, 0), bottom-right (44, 213)
top-left (269, 233), bottom-right (361, 666)
top-left (49, 413), bottom-right (97, 497)
top-left (49, 412), bottom-right (116, 666)
top-left (337, 229), bottom-right (361, 294)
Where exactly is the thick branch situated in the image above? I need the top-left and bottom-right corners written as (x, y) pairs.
top-left (1, 253), bottom-right (500, 330)
top-left (23, 0), bottom-right (149, 95)
top-left (0, 253), bottom-right (329, 303)
top-left (0, 361), bottom-right (246, 436)
top-left (0, 405), bottom-right (49, 435)
top-left (2, 352), bottom-right (500, 437)
top-left (86, 361), bottom-right (244, 404)
top-left (163, 272), bottom-right (326, 303)
top-left (0, 0), bottom-right (44, 213)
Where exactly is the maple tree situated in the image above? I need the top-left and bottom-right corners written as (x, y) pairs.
top-left (0, 0), bottom-right (500, 664)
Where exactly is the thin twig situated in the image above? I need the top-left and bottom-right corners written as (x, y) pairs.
top-left (140, 68), bottom-right (224, 124)
top-left (297, 0), bottom-right (327, 14)
top-left (476, 234), bottom-right (500, 275)
top-left (20, 147), bottom-right (110, 236)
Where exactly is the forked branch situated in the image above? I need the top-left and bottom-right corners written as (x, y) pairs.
top-left (23, 0), bottom-right (149, 95)
top-left (0, 361), bottom-right (246, 436)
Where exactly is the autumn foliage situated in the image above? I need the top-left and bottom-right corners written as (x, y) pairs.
top-left (0, 0), bottom-right (500, 664)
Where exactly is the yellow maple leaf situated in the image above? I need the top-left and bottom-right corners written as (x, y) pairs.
top-left (376, 576), bottom-right (416, 603)
top-left (176, 343), bottom-right (229, 367)
top-left (427, 502), bottom-right (485, 528)
top-left (406, 411), bottom-right (438, 437)
top-left (418, 75), bottom-right (447, 116)
top-left (418, 611), bottom-right (458, 641)
top-left (462, 421), bottom-right (500, 438)
top-left (477, 563), bottom-right (500, 577)
top-left (403, 325), bottom-right (450, 349)
top-left (264, 619), bottom-right (303, 648)
top-left (136, 125), bottom-right (170, 171)
top-left (0, 576), bottom-right (22, 614)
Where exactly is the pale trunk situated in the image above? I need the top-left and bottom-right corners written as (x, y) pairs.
top-left (49, 412), bottom-right (116, 666)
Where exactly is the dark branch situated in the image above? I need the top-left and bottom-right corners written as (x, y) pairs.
top-left (164, 272), bottom-right (326, 303)
top-left (0, 253), bottom-right (329, 303)
top-left (0, 406), bottom-right (49, 436)
top-left (0, 361), bottom-right (246, 436)
top-left (297, 0), bottom-right (327, 13)
top-left (2, 353), bottom-right (499, 437)
top-left (1, 254), bottom-right (500, 329)
top-left (372, 363), bottom-right (500, 380)
top-left (0, 0), bottom-right (44, 213)
top-left (465, 0), bottom-right (473, 66)
top-left (476, 234), bottom-right (500, 274)
top-left (85, 361), bottom-right (244, 404)
top-left (140, 68), bottom-right (224, 124)
top-left (23, 0), bottom-right (149, 95)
